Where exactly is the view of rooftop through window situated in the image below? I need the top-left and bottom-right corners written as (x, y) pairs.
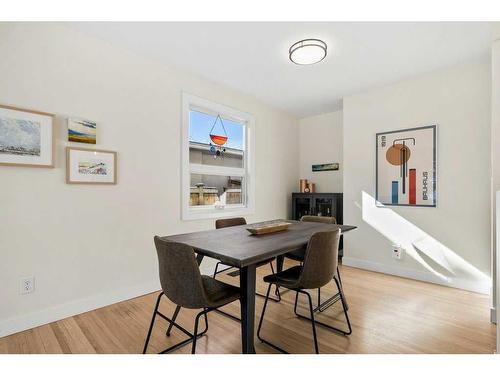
top-left (188, 108), bottom-right (246, 208)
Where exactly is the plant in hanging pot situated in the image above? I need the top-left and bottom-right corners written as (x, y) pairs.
top-left (209, 114), bottom-right (228, 159)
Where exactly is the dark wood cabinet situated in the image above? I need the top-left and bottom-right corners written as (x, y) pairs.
top-left (291, 192), bottom-right (344, 256)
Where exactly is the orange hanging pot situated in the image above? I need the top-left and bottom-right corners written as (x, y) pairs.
top-left (210, 134), bottom-right (228, 146)
top-left (209, 114), bottom-right (228, 147)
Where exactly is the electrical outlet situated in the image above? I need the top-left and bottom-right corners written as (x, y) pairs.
top-left (20, 276), bottom-right (35, 295)
top-left (392, 244), bottom-right (404, 260)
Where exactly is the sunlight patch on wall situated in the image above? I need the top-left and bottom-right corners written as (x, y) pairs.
top-left (361, 191), bottom-right (490, 288)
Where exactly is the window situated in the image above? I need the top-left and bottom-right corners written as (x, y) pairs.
top-left (182, 93), bottom-right (255, 220)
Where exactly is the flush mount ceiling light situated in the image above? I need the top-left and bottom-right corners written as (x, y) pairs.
top-left (289, 39), bottom-right (327, 65)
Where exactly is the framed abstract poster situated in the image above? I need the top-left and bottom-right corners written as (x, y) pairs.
top-left (0, 104), bottom-right (55, 168)
top-left (66, 147), bottom-right (117, 185)
top-left (376, 125), bottom-right (437, 207)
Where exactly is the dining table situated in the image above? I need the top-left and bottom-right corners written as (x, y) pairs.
top-left (161, 219), bottom-right (357, 354)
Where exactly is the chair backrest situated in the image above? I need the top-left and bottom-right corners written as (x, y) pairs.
top-left (215, 217), bottom-right (247, 229)
top-left (298, 229), bottom-right (340, 289)
top-left (153, 236), bottom-right (208, 309)
top-left (301, 215), bottom-right (337, 224)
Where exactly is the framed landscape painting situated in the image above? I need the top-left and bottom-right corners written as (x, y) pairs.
top-left (0, 104), bottom-right (55, 167)
top-left (66, 147), bottom-right (117, 185)
top-left (68, 118), bottom-right (97, 144)
top-left (376, 125), bottom-right (437, 207)
top-left (312, 162), bottom-right (339, 172)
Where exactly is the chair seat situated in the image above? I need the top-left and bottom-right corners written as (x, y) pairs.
top-left (201, 275), bottom-right (240, 308)
top-left (285, 249), bottom-right (305, 261)
top-left (263, 265), bottom-right (303, 289)
top-left (219, 258), bottom-right (274, 269)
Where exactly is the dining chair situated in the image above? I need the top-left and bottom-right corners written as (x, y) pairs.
top-left (213, 217), bottom-right (281, 303)
top-left (143, 237), bottom-right (240, 354)
top-left (257, 229), bottom-right (352, 354)
top-left (285, 215), bottom-right (345, 311)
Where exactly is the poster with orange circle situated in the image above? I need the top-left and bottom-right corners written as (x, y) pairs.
top-left (376, 125), bottom-right (436, 207)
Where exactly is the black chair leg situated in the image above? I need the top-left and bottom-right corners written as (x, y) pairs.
top-left (255, 261), bottom-right (281, 302)
top-left (334, 276), bottom-right (352, 334)
top-left (166, 305), bottom-right (181, 336)
top-left (192, 308), bottom-right (209, 354)
top-left (336, 268), bottom-right (348, 311)
top-left (213, 262), bottom-right (220, 278)
top-left (294, 280), bottom-right (352, 336)
top-left (214, 260), bottom-right (281, 323)
top-left (257, 283), bottom-right (288, 354)
top-left (336, 266), bottom-right (343, 286)
top-left (305, 291), bottom-right (319, 354)
top-left (256, 283), bottom-right (272, 341)
top-left (143, 293), bottom-right (210, 354)
top-left (313, 267), bottom-right (348, 313)
top-left (143, 292), bottom-right (163, 354)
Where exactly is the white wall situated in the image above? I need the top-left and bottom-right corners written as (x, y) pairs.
top-left (492, 40), bottom-right (500, 329)
top-left (298, 110), bottom-right (343, 193)
top-left (343, 62), bottom-right (492, 294)
top-left (0, 23), bottom-right (299, 337)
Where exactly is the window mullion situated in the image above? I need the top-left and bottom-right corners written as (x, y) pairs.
top-left (189, 163), bottom-right (245, 177)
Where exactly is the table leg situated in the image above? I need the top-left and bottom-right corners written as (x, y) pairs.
top-left (276, 255), bottom-right (284, 273)
top-left (240, 264), bottom-right (256, 354)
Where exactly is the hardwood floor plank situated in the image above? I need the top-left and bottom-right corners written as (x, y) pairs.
top-left (0, 264), bottom-right (495, 354)
top-left (51, 318), bottom-right (96, 354)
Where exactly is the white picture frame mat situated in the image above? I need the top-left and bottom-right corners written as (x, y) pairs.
top-left (0, 107), bottom-right (53, 166)
top-left (68, 148), bottom-right (115, 184)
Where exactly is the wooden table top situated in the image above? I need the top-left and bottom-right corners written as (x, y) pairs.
top-left (161, 220), bottom-right (357, 268)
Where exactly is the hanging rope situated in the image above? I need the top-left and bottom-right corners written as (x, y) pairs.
top-left (209, 114), bottom-right (228, 147)
top-left (209, 114), bottom-right (228, 158)
top-left (209, 114), bottom-right (228, 137)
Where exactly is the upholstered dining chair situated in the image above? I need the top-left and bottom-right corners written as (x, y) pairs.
top-left (143, 237), bottom-right (240, 354)
top-left (213, 217), bottom-right (280, 303)
top-left (257, 229), bottom-right (352, 354)
top-left (285, 215), bottom-right (344, 311)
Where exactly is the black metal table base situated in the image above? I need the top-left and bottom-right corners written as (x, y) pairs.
top-left (213, 260), bottom-right (282, 317)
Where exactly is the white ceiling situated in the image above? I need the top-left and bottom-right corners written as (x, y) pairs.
top-left (70, 22), bottom-right (498, 118)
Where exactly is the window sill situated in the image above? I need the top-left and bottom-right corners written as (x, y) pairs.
top-left (182, 205), bottom-right (254, 221)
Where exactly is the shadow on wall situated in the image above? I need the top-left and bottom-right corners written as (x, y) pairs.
top-left (358, 191), bottom-right (490, 293)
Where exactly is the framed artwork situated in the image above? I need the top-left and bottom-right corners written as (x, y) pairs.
top-left (0, 104), bottom-right (55, 168)
top-left (68, 118), bottom-right (97, 144)
top-left (376, 125), bottom-right (437, 207)
top-left (66, 147), bottom-right (117, 185)
top-left (312, 162), bottom-right (339, 172)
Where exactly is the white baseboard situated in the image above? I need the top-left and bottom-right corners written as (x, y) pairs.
top-left (0, 280), bottom-right (160, 338)
top-left (342, 257), bottom-right (491, 295)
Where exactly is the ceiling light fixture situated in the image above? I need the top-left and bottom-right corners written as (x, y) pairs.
top-left (289, 39), bottom-right (327, 65)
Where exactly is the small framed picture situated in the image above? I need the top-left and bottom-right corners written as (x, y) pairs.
top-left (312, 163), bottom-right (339, 172)
top-left (0, 104), bottom-right (55, 168)
top-left (68, 118), bottom-right (97, 144)
top-left (66, 147), bottom-right (117, 185)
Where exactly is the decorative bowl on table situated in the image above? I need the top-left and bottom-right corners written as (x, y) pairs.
top-left (246, 221), bottom-right (292, 235)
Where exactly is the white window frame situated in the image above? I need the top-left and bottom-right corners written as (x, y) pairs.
top-left (181, 93), bottom-right (255, 220)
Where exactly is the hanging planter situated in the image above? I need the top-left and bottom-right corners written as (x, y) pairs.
top-left (209, 114), bottom-right (228, 158)
top-left (210, 134), bottom-right (228, 146)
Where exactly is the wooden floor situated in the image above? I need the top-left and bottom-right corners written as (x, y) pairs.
top-left (0, 263), bottom-right (496, 354)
